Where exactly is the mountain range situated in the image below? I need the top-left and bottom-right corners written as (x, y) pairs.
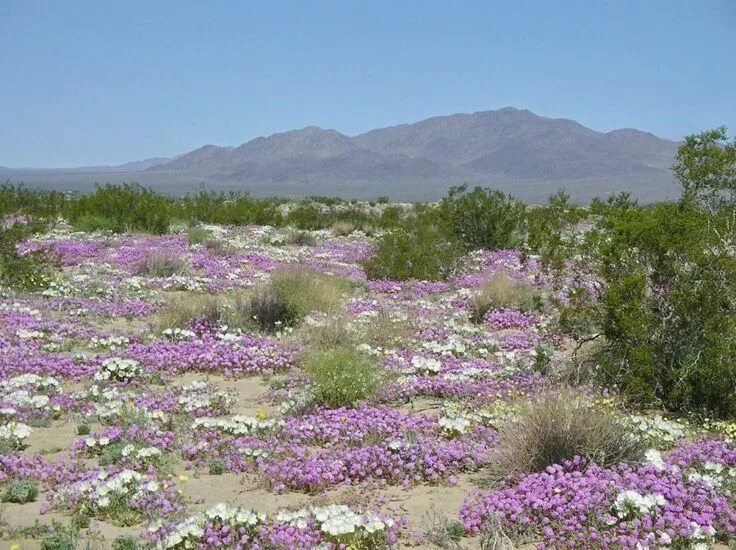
top-left (1, 107), bottom-right (681, 202)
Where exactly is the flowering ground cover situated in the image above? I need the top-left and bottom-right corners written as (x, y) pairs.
top-left (1, 216), bottom-right (736, 549)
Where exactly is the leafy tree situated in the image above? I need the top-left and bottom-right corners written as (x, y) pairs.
top-left (673, 126), bottom-right (736, 210)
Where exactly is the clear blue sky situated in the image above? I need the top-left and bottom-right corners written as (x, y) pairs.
top-left (2, 0), bottom-right (735, 167)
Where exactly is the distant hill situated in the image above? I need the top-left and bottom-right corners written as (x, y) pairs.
top-left (2, 108), bottom-right (681, 202)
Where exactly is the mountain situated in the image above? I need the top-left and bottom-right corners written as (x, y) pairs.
top-left (2, 108), bottom-right (681, 202)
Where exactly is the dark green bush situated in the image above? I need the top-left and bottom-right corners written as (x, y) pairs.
top-left (2, 479), bottom-right (39, 503)
top-left (438, 185), bottom-right (525, 251)
top-left (0, 220), bottom-right (56, 291)
top-left (112, 535), bottom-right (140, 550)
top-left (363, 219), bottom-right (461, 281)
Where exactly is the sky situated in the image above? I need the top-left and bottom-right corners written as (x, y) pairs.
top-left (2, 0), bottom-right (735, 168)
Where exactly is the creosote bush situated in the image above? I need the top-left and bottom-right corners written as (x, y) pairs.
top-left (491, 394), bottom-right (644, 481)
top-left (363, 220), bottom-right (461, 281)
top-left (303, 346), bottom-right (383, 408)
top-left (470, 274), bottom-right (541, 322)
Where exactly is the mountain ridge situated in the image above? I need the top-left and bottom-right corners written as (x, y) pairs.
top-left (1, 107), bottom-right (681, 202)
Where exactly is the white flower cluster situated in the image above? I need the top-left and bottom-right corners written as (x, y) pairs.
top-left (157, 503), bottom-right (265, 549)
top-left (41, 280), bottom-right (73, 297)
top-left (68, 469), bottom-right (157, 510)
top-left (90, 335), bottom-right (130, 350)
top-left (16, 328), bottom-right (45, 340)
top-left (625, 415), bottom-right (687, 446)
top-left (613, 490), bottom-right (666, 519)
top-left (121, 444), bottom-right (162, 462)
top-left (176, 381), bottom-right (233, 414)
top-left (191, 415), bottom-right (284, 436)
top-left (409, 355), bottom-right (442, 375)
top-left (686, 461), bottom-right (736, 489)
top-left (277, 504), bottom-right (393, 538)
top-left (162, 328), bottom-right (195, 341)
top-left (438, 402), bottom-right (497, 435)
top-left (94, 357), bottom-right (142, 383)
top-left (0, 421), bottom-right (32, 448)
top-left (161, 275), bottom-right (207, 292)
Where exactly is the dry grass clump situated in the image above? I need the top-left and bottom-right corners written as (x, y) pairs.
top-left (248, 269), bottom-right (356, 333)
top-left (331, 221), bottom-right (355, 237)
top-left (491, 393), bottom-right (644, 481)
top-left (135, 250), bottom-right (189, 278)
top-left (284, 229), bottom-right (318, 246)
top-left (298, 316), bottom-right (357, 350)
top-left (151, 294), bottom-right (222, 332)
top-left (470, 274), bottom-right (541, 323)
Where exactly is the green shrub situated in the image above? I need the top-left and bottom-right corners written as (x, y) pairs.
top-left (438, 185), bottom-right (525, 251)
top-left (186, 227), bottom-right (210, 245)
top-left (71, 514), bottom-right (90, 529)
top-left (331, 221), bottom-right (355, 236)
top-left (492, 394), bottom-right (644, 480)
top-left (2, 479), bottom-right (39, 503)
top-left (41, 528), bottom-right (75, 550)
top-left (208, 459), bottom-right (225, 475)
top-left (71, 213), bottom-right (119, 232)
top-left (304, 346), bottom-right (383, 408)
top-left (0, 220), bottom-right (56, 291)
top-left (562, 200), bottom-right (736, 416)
top-left (76, 424), bottom-right (91, 436)
top-left (363, 221), bottom-right (461, 281)
top-left (112, 535), bottom-right (140, 550)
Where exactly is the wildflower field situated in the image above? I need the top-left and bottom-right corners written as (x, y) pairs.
top-left (1, 131), bottom-right (736, 550)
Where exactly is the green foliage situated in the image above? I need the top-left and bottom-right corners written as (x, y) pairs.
top-left (0, 220), bottom-right (56, 291)
top-left (112, 535), bottom-right (140, 550)
top-left (65, 183), bottom-right (172, 234)
top-left (304, 346), bottom-right (383, 408)
top-left (363, 217), bottom-right (461, 281)
top-left (674, 126), bottom-right (736, 210)
top-left (2, 479), bottom-right (39, 503)
top-left (438, 185), bottom-right (525, 251)
top-left (186, 227), bottom-right (211, 245)
top-left (523, 190), bottom-right (585, 274)
top-left (563, 198), bottom-right (736, 416)
top-left (76, 424), bottom-right (91, 436)
top-left (208, 458), bottom-right (225, 475)
top-left (41, 528), bottom-right (75, 550)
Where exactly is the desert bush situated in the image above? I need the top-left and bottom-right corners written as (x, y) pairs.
top-left (185, 227), bottom-right (210, 245)
top-left (331, 221), bottom-right (355, 236)
top-left (65, 183), bottom-right (172, 234)
top-left (2, 479), bottom-right (39, 503)
top-left (562, 200), bottom-right (736, 416)
top-left (284, 229), bottom-right (318, 246)
top-left (437, 185), bottom-right (525, 251)
top-left (135, 250), bottom-right (189, 277)
top-left (304, 346), bottom-right (383, 408)
top-left (112, 536), bottom-right (140, 550)
top-left (76, 423), bottom-right (91, 436)
top-left (246, 270), bottom-right (352, 332)
top-left (491, 394), bottom-right (644, 480)
top-left (0, 220), bottom-right (56, 291)
top-left (363, 219), bottom-right (461, 281)
top-left (523, 190), bottom-right (585, 275)
top-left (470, 274), bottom-right (541, 322)
top-left (71, 213), bottom-right (119, 233)
top-left (41, 528), bottom-right (75, 550)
